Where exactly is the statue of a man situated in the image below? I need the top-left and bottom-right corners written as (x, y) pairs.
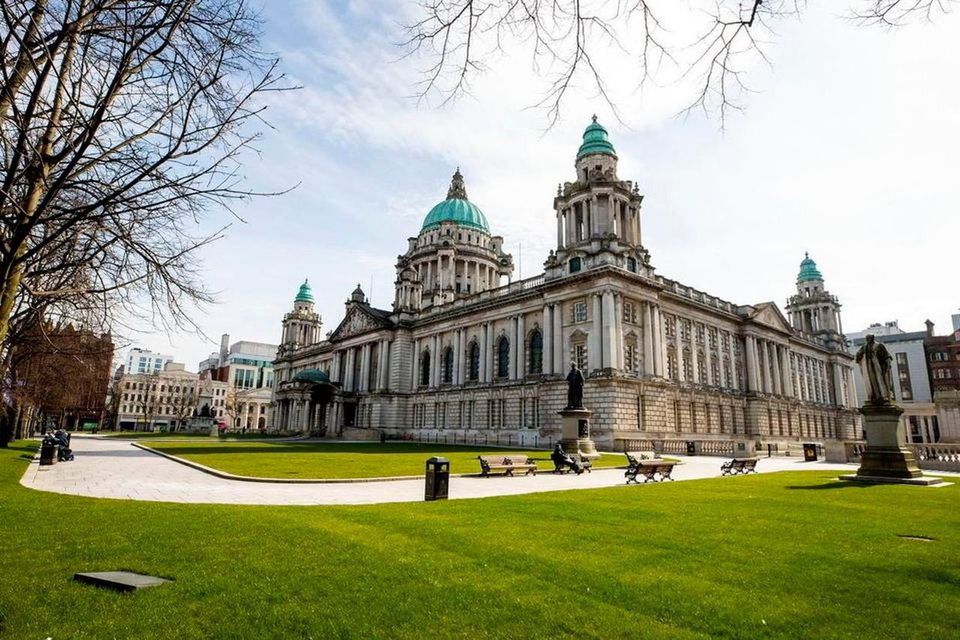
top-left (566, 362), bottom-right (585, 410)
top-left (855, 334), bottom-right (894, 406)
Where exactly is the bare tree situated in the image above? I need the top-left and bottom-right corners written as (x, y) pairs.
top-left (0, 0), bottom-right (290, 361)
top-left (402, 0), bottom-right (954, 126)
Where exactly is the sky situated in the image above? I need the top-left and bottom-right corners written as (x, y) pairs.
top-left (127, 0), bottom-right (960, 369)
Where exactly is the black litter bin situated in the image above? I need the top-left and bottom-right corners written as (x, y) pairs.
top-left (803, 443), bottom-right (818, 462)
top-left (425, 457), bottom-right (450, 501)
top-left (40, 442), bottom-right (57, 466)
top-left (686, 441), bottom-right (696, 456)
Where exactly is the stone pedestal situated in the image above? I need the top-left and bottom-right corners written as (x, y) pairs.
top-left (558, 408), bottom-right (600, 460)
top-left (840, 403), bottom-right (944, 486)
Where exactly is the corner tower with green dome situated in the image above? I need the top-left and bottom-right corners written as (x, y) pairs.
top-left (279, 278), bottom-right (322, 356)
top-left (394, 168), bottom-right (513, 312)
top-left (785, 252), bottom-right (844, 346)
top-left (546, 116), bottom-right (648, 281)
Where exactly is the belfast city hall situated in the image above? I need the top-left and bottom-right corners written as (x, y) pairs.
top-left (270, 118), bottom-right (859, 450)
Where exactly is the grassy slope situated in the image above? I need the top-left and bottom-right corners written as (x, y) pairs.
top-left (144, 441), bottom-right (627, 478)
top-left (1, 442), bottom-right (958, 639)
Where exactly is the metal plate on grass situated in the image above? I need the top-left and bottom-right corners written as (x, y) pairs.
top-left (74, 571), bottom-right (171, 592)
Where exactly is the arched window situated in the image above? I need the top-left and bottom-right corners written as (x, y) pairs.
top-left (467, 341), bottom-right (480, 381)
top-left (528, 329), bottom-right (543, 375)
top-left (496, 336), bottom-right (510, 379)
top-left (569, 257), bottom-right (582, 273)
top-left (419, 351), bottom-right (431, 387)
top-left (442, 346), bottom-right (454, 384)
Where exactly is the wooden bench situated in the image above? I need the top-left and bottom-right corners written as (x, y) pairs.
top-left (552, 453), bottom-right (592, 474)
top-left (720, 457), bottom-right (759, 476)
top-left (478, 454), bottom-right (538, 477)
top-left (625, 455), bottom-right (676, 484)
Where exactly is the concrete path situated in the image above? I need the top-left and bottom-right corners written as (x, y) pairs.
top-left (19, 435), bottom-right (887, 506)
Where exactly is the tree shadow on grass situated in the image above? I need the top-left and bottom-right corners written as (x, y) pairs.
top-left (786, 480), bottom-right (872, 490)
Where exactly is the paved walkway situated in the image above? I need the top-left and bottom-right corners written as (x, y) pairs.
top-left (19, 435), bottom-right (885, 506)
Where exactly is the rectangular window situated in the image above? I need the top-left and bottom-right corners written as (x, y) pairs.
top-left (623, 301), bottom-right (636, 324)
top-left (572, 301), bottom-right (587, 323)
top-left (574, 344), bottom-right (587, 370)
top-left (895, 352), bottom-right (913, 401)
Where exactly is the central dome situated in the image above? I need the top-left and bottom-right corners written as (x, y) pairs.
top-left (420, 168), bottom-right (490, 233)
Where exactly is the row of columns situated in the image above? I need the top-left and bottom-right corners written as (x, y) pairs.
top-left (418, 255), bottom-right (502, 294)
top-left (556, 196), bottom-right (641, 248)
top-left (742, 334), bottom-right (852, 407)
top-left (413, 314), bottom-right (532, 387)
top-left (329, 338), bottom-right (392, 393)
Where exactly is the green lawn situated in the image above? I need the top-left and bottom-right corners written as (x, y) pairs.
top-left (143, 441), bottom-right (627, 478)
top-left (101, 431), bottom-right (286, 440)
top-left (2, 442), bottom-right (958, 639)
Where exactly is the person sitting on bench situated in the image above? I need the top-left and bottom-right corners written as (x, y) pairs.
top-left (551, 443), bottom-right (584, 475)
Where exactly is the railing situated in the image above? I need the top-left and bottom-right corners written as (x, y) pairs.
top-left (386, 429), bottom-right (557, 450)
top-left (698, 440), bottom-right (736, 456)
top-left (913, 443), bottom-right (960, 472)
top-left (616, 439), bottom-right (657, 452)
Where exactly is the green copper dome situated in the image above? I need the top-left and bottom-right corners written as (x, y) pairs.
top-left (798, 253), bottom-right (823, 282)
top-left (294, 279), bottom-right (314, 303)
top-left (421, 169), bottom-right (490, 233)
top-left (577, 115), bottom-right (616, 159)
top-left (293, 368), bottom-right (329, 384)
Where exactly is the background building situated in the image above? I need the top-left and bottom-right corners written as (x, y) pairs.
top-left (8, 322), bottom-right (113, 435)
top-left (925, 314), bottom-right (960, 442)
top-left (199, 333), bottom-right (277, 430)
top-left (115, 362), bottom-right (228, 431)
top-left (846, 321), bottom-right (938, 443)
top-left (125, 348), bottom-right (174, 375)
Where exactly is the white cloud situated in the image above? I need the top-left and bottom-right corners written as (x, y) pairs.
top-left (129, 1), bottom-right (960, 367)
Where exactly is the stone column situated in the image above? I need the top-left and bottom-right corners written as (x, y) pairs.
top-left (557, 211), bottom-right (564, 248)
top-left (613, 292), bottom-right (624, 370)
top-left (331, 352), bottom-right (341, 383)
top-left (745, 336), bottom-right (758, 393)
top-left (832, 362), bottom-right (845, 408)
top-left (673, 317), bottom-right (683, 381)
top-left (591, 293), bottom-right (603, 371)
top-left (479, 323), bottom-right (488, 382)
top-left (643, 302), bottom-right (655, 375)
top-left (510, 316), bottom-right (519, 379)
top-left (430, 334), bottom-right (439, 386)
top-left (344, 348), bottom-right (355, 392)
top-left (453, 330), bottom-right (462, 385)
top-left (601, 290), bottom-right (613, 369)
top-left (517, 314), bottom-right (526, 379)
top-left (412, 339), bottom-right (420, 387)
top-left (654, 304), bottom-right (666, 377)
top-left (781, 346), bottom-right (793, 397)
top-left (771, 343), bottom-right (783, 396)
top-left (359, 343), bottom-right (371, 392)
top-left (553, 302), bottom-right (563, 372)
top-left (543, 304), bottom-right (553, 375)
top-left (691, 331), bottom-right (701, 383)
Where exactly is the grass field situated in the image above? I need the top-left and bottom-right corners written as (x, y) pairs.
top-left (101, 431), bottom-right (286, 440)
top-left (144, 441), bottom-right (628, 478)
top-left (2, 442), bottom-right (958, 639)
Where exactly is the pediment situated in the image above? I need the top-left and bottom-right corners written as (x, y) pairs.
top-left (329, 305), bottom-right (390, 341)
top-left (749, 302), bottom-right (794, 335)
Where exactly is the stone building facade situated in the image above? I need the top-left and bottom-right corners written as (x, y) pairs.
top-left (271, 118), bottom-right (859, 449)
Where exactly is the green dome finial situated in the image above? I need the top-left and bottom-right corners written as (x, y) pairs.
top-left (295, 278), bottom-right (314, 303)
top-left (798, 252), bottom-right (823, 282)
top-left (420, 168), bottom-right (490, 233)
top-left (577, 116), bottom-right (616, 159)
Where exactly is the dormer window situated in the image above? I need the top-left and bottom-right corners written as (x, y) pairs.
top-left (569, 257), bottom-right (582, 273)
